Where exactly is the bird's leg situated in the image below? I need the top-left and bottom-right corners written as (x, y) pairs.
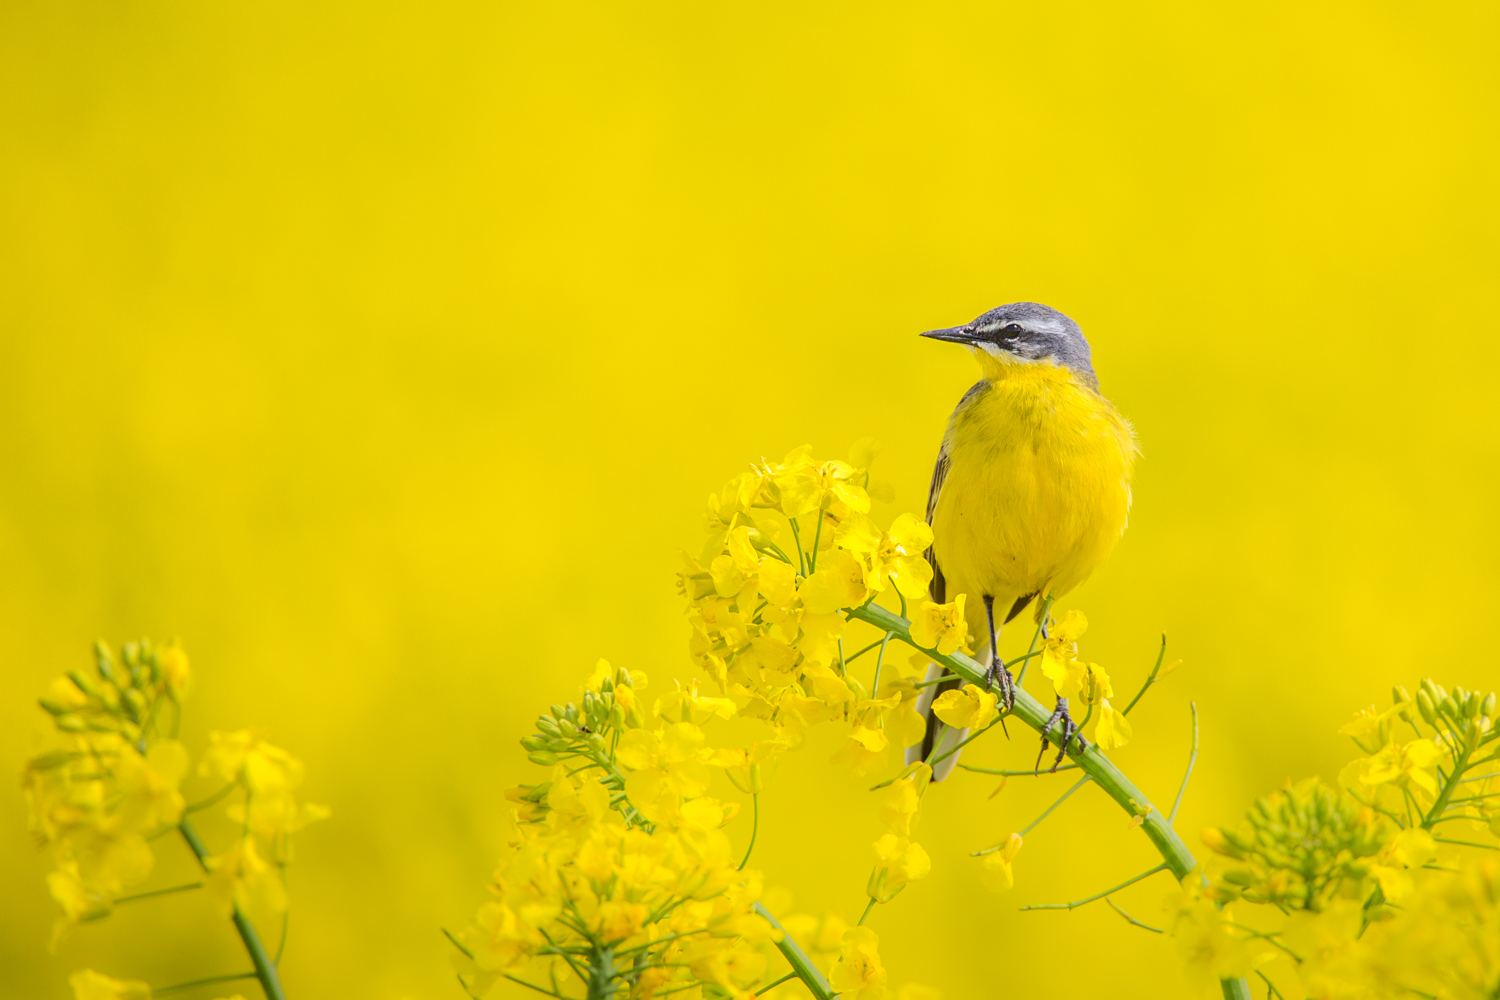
top-left (1034, 697), bottom-right (1088, 774)
top-left (982, 595), bottom-right (1015, 711)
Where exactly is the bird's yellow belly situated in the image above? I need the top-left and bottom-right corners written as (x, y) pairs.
top-left (932, 374), bottom-right (1134, 630)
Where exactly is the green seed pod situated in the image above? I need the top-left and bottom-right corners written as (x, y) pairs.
top-left (67, 670), bottom-right (100, 699)
top-left (1417, 691), bottom-right (1438, 725)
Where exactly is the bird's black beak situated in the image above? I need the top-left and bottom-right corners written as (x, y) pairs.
top-left (920, 326), bottom-right (982, 345)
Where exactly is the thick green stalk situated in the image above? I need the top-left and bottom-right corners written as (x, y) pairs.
top-left (178, 820), bottom-right (289, 1000)
top-left (848, 604), bottom-right (1252, 1000)
top-left (753, 903), bottom-right (835, 1000)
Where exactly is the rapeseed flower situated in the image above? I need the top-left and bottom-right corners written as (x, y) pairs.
top-left (829, 926), bottom-right (887, 1000)
top-left (908, 597), bottom-right (967, 654)
top-left (67, 969), bottom-right (150, 1000)
top-left (978, 833), bottom-right (1023, 893)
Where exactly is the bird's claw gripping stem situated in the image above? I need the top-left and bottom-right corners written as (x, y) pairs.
top-left (1035, 697), bottom-right (1086, 773)
top-left (987, 660), bottom-right (1017, 711)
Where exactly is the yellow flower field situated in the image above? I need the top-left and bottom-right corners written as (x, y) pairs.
top-left (2, 2), bottom-right (1498, 998)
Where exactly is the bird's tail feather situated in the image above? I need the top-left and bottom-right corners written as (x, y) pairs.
top-left (904, 646), bottom-right (994, 781)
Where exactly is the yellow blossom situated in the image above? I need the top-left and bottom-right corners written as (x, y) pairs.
top-left (1094, 699), bottom-right (1132, 751)
top-left (979, 833), bottom-right (1023, 892)
top-left (877, 764), bottom-right (930, 835)
top-left (908, 596), bottom-right (967, 654)
top-left (68, 970), bottom-right (151, 1000)
top-left (930, 683), bottom-right (997, 730)
top-left (830, 926), bottom-right (887, 1000)
top-left (866, 834), bottom-right (931, 902)
top-left (799, 549), bottom-right (869, 615)
top-left (205, 837), bottom-right (287, 922)
top-left (1369, 827), bottom-right (1437, 902)
top-left (1163, 875), bottom-right (1276, 992)
top-left (1339, 738), bottom-right (1444, 798)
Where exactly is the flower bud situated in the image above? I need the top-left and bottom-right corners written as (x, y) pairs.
top-left (1201, 828), bottom-right (1235, 856)
top-left (1417, 691), bottom-right (1438, 726)
top-left (1483, 693), bottom-right (1496, 719)
top-left (527, 751), bottom-right (560, 766)
top-left (1392, 685), bottom-right (1410, 706)
top-left (520, 734), bottom-right (550, 752)
top-left (1420, 677), bottom-right (1438, 700)
top-left (557, 718), bottom-right (577, 737)
top-left (68, 670), bottom-right (101, 699)
top-left (536, 715), bottom-right (561, 736)
top-left (585, 733), bottom-right (607, 752)
top-left (1467, 692), bottom-right (1483, 719)
top-left (562, 703), bottom-right (579, 723)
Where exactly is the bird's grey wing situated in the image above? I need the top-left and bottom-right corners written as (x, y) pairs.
top-left (925, 446), bottom-right (950, 604)
top-left (924, 380), bottom-right (983, 604)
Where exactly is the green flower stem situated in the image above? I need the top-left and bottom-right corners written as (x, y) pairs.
top-left (955, 762), bottom-right (1079, 777)
top-left (846, 603), bottom-right (1252, 1000)
top-left (753, 903), bottom-right (835, 1000)
top-left (1168, 702), bottom-right (1200, 824)
top-left (151, 971), bottom-right (258, 996)
top-left (1019, 862), bottom-right (1168, 911)
top-left (1105, 897), bottom-right (1163, 933)
top-left (177, 819), bottom-right (289, 1000)
top-left (1016, 776), bottom-right (1091, 839)
top-left (1424, 739), bottom-right (1475, 828)
top-left (113, 880), bottom-right (204, 905)
top-left (739, 794), bottom-right (760, 869)
top-left (1014, 595), bottom-right (1053, 687)
top-left (1121, 634), bottom-right (1168, 716)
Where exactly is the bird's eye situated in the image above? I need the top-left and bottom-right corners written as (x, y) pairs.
top-left (1000, 323), bottom-right (1024, 336)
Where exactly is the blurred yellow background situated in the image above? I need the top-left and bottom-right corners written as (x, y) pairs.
top-left (3, 1), bottom-right (1497, 997)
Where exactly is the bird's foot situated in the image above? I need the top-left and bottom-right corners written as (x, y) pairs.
top-left (986, 659), bottom-right (1016, 712)
top-left (1035, 697), bottom-right (1087, 774)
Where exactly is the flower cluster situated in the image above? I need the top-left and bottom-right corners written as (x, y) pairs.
top-left (453, 663), bottom-right (783, 1000)
top-left (679, 445), bottom-right (946, 779)
top-left (1037, 611), bottom-right (1133, 750)
top-left (24, 640), bottom-right (191, 937)
top-left (1171, 677), bottom-right (1500, 997)
top-left (23, 640), bottom-right (325, 1000)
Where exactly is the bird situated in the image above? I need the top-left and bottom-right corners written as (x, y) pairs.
top-left (905, 302), bottom-right (1138, 780)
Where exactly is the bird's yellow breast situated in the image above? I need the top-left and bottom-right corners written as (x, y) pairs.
top-left (932, 357), bottom-right (1136, 621)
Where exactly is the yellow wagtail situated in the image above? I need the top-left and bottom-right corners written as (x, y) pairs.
top-left (907, 302), bottom-right (1138, 778)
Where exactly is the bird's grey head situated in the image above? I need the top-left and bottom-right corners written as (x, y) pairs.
top-left (920, 302), bottom-right (1097, 390)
